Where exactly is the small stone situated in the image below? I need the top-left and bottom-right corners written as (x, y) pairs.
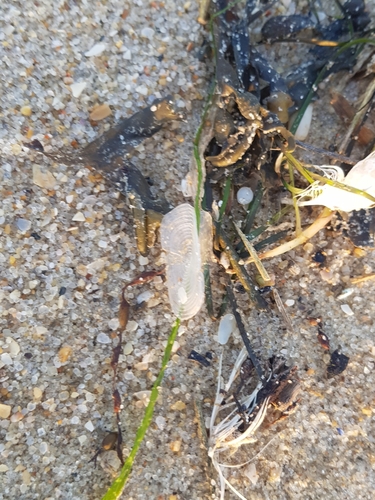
top-left (78, 435), bottom-right (87, 445)
top-left (0, 464), bottom-right (9, 472)
top-left (169, 440), bottom-right (181, 452)
top-left (85, 420), bottom-right (95, 432)
top-left (155, 415), bottom-right (166, 430)
top-left (244, 462), bottom-right (259, 485)
top-left (9, 290), bottom-right (21, 303)
top-left (85, 43), bottom-right (106, 57)
top-left (33, 165), bottom-right (56, 189)
top-left (39, 442), bottom-right (48, 454)
top-left (17, 218), bottom-right (32, 232)
top-left (98, 240), bottom-right (108, 248)
top-left (35, 326), bottom-right (48, 335)
top-left (126, 320), bottom-right (138, 332)
top-left (341, 304), bottom-right (354, 316)
top-left (58, 346), bottom-right (73, 363)
top-left (33, 387), bottom-right (43, 400)
top-left (170, 400), bottom-right (186, 411)
top-left (285, 299), bottom-right (295, 307)
top-left (138, 255), bottom-right (149, 266)
top-left (72, 211), bottom-right (86, 222)
top-left (10, 411), bottom-right (24, 423)
top-left (0, 404), bottom-right (12, 419)
top-left (97, 332), bottom-right (111, 344)
top-left (362, 407), bottom-right (372, 416)
top-left (90, 104), bottom-right (112, 121)
top-left (20, 106), bottom-right (32, 117)
top-left (70, 82), bottom-right (87, 98)
top-left (134, 362), bottom-right (148, 371)
top-left (123, 342), bottom-right (133, 355)
top-left (8, 339), bottom-right (20, 357)
top-left (141, 27), bottom-right (155, 39)
top-left (1, 353), bottom-right (13, 366)
top-left (108, 318), bottom-right (119, 330)
top-left (29, 280), bottom-right (39, 289)
top-left (268, 463), bottom-right (282, 482)
top-left (22, 470), bottom-right (31, 485)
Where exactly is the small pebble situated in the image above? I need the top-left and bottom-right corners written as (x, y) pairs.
top-left (155, 416), bottom-right (166, 430)
top-left (139, 255), bottom-right (149, 265)
top-left (341, 304), bottom-right (354, 316)
top-left (10, 412), bottom-right (24, 423)
top-left (78, 435), bottom-right (87, 445)
top-left (0, 465), bottom-right (9, 472)
top-left (33, 165), bottom-right (56, 189)
top-left (1, 353), bottom-right (13, 365)
top-left (237, 186), bottom-right (254, 205)
top-left (97, 332), bottom-right (111, 344)
top-left (123, 342), bottom-right (133, 355)
top-left (33, 387), bottom-right (43, 400)
top-left (0, 404), bottom-right (12, 419)
top-left (85, 43), bottom-right (106, 57)
top-left (58, 346), bottom-right (73, 363)
top-left (170, 400), bottom-right (186, 411)
top-left (72, 212), bottom-right (86, 222)
top-left (141, 27), bottom-right (155, 39)
top-left (17, 218), bottom-right (32, 232)
top-left (85, 420), bottom-right (95, 432)
top-left (8, 339), bottom-right (20, 357)
top-left (70, 81), bottom-right (87, 98)
top-left (285, 299), bottom-right (295, 307)
top-left (90, 104), bottom-right (112, 121)
top-left (20, 105), bottom-right (32, 117)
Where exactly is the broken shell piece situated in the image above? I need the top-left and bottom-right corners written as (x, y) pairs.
top-left (217, 314), bottom-right (237, 344)
top-left (297, 151), bottom-right (375, 212)
top-left (293, 103), bottom-right (313, 140)
top-left (160, 204), bottom-right (212, 320)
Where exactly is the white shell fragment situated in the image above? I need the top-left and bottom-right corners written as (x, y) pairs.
top-left (217, 314), bottom-right (237, 344)
top-left (237, 186), bottom-right (254, 205)
top-left (70, 82), bottom-right (87, 98)
top-left (297, 151), bottom-right (375, 212)
top-left (341, 304), bottom-right (354, 316)
top-left (293, 103), bottom-right (313, 141)
top-left (84, 43), bottom-right (106, 57)
top-left (160, 203), bottom-right (212, 320)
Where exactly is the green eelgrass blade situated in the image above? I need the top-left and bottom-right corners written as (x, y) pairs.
top-left (253, 229), bottom-right (289, 251)
top-left (243, 181), bottom-right (263, 234)
top-left (193, 82), bottom-right (216, 231)
top-left (102, 318), bottom-right (181, 500)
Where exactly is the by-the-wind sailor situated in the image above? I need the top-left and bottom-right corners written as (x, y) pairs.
top-left (160, 203), bottom-right (212, 320)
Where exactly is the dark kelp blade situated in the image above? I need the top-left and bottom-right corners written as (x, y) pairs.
top-left (79, 96), bottom-right (185, 171)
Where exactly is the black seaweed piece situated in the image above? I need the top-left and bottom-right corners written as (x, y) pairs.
top-left (261, 15), bottom-right (315, 42)
top-left (327, 349), bottom-right (350, 377)
top-left (79, 96), bottom-right (184, 171)
top-left (226, 282), bottom-right (265, 382)
top-left (347, 208), bottom-right (375, 248)
top-left (188, 350), bottom-right (211, 367)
